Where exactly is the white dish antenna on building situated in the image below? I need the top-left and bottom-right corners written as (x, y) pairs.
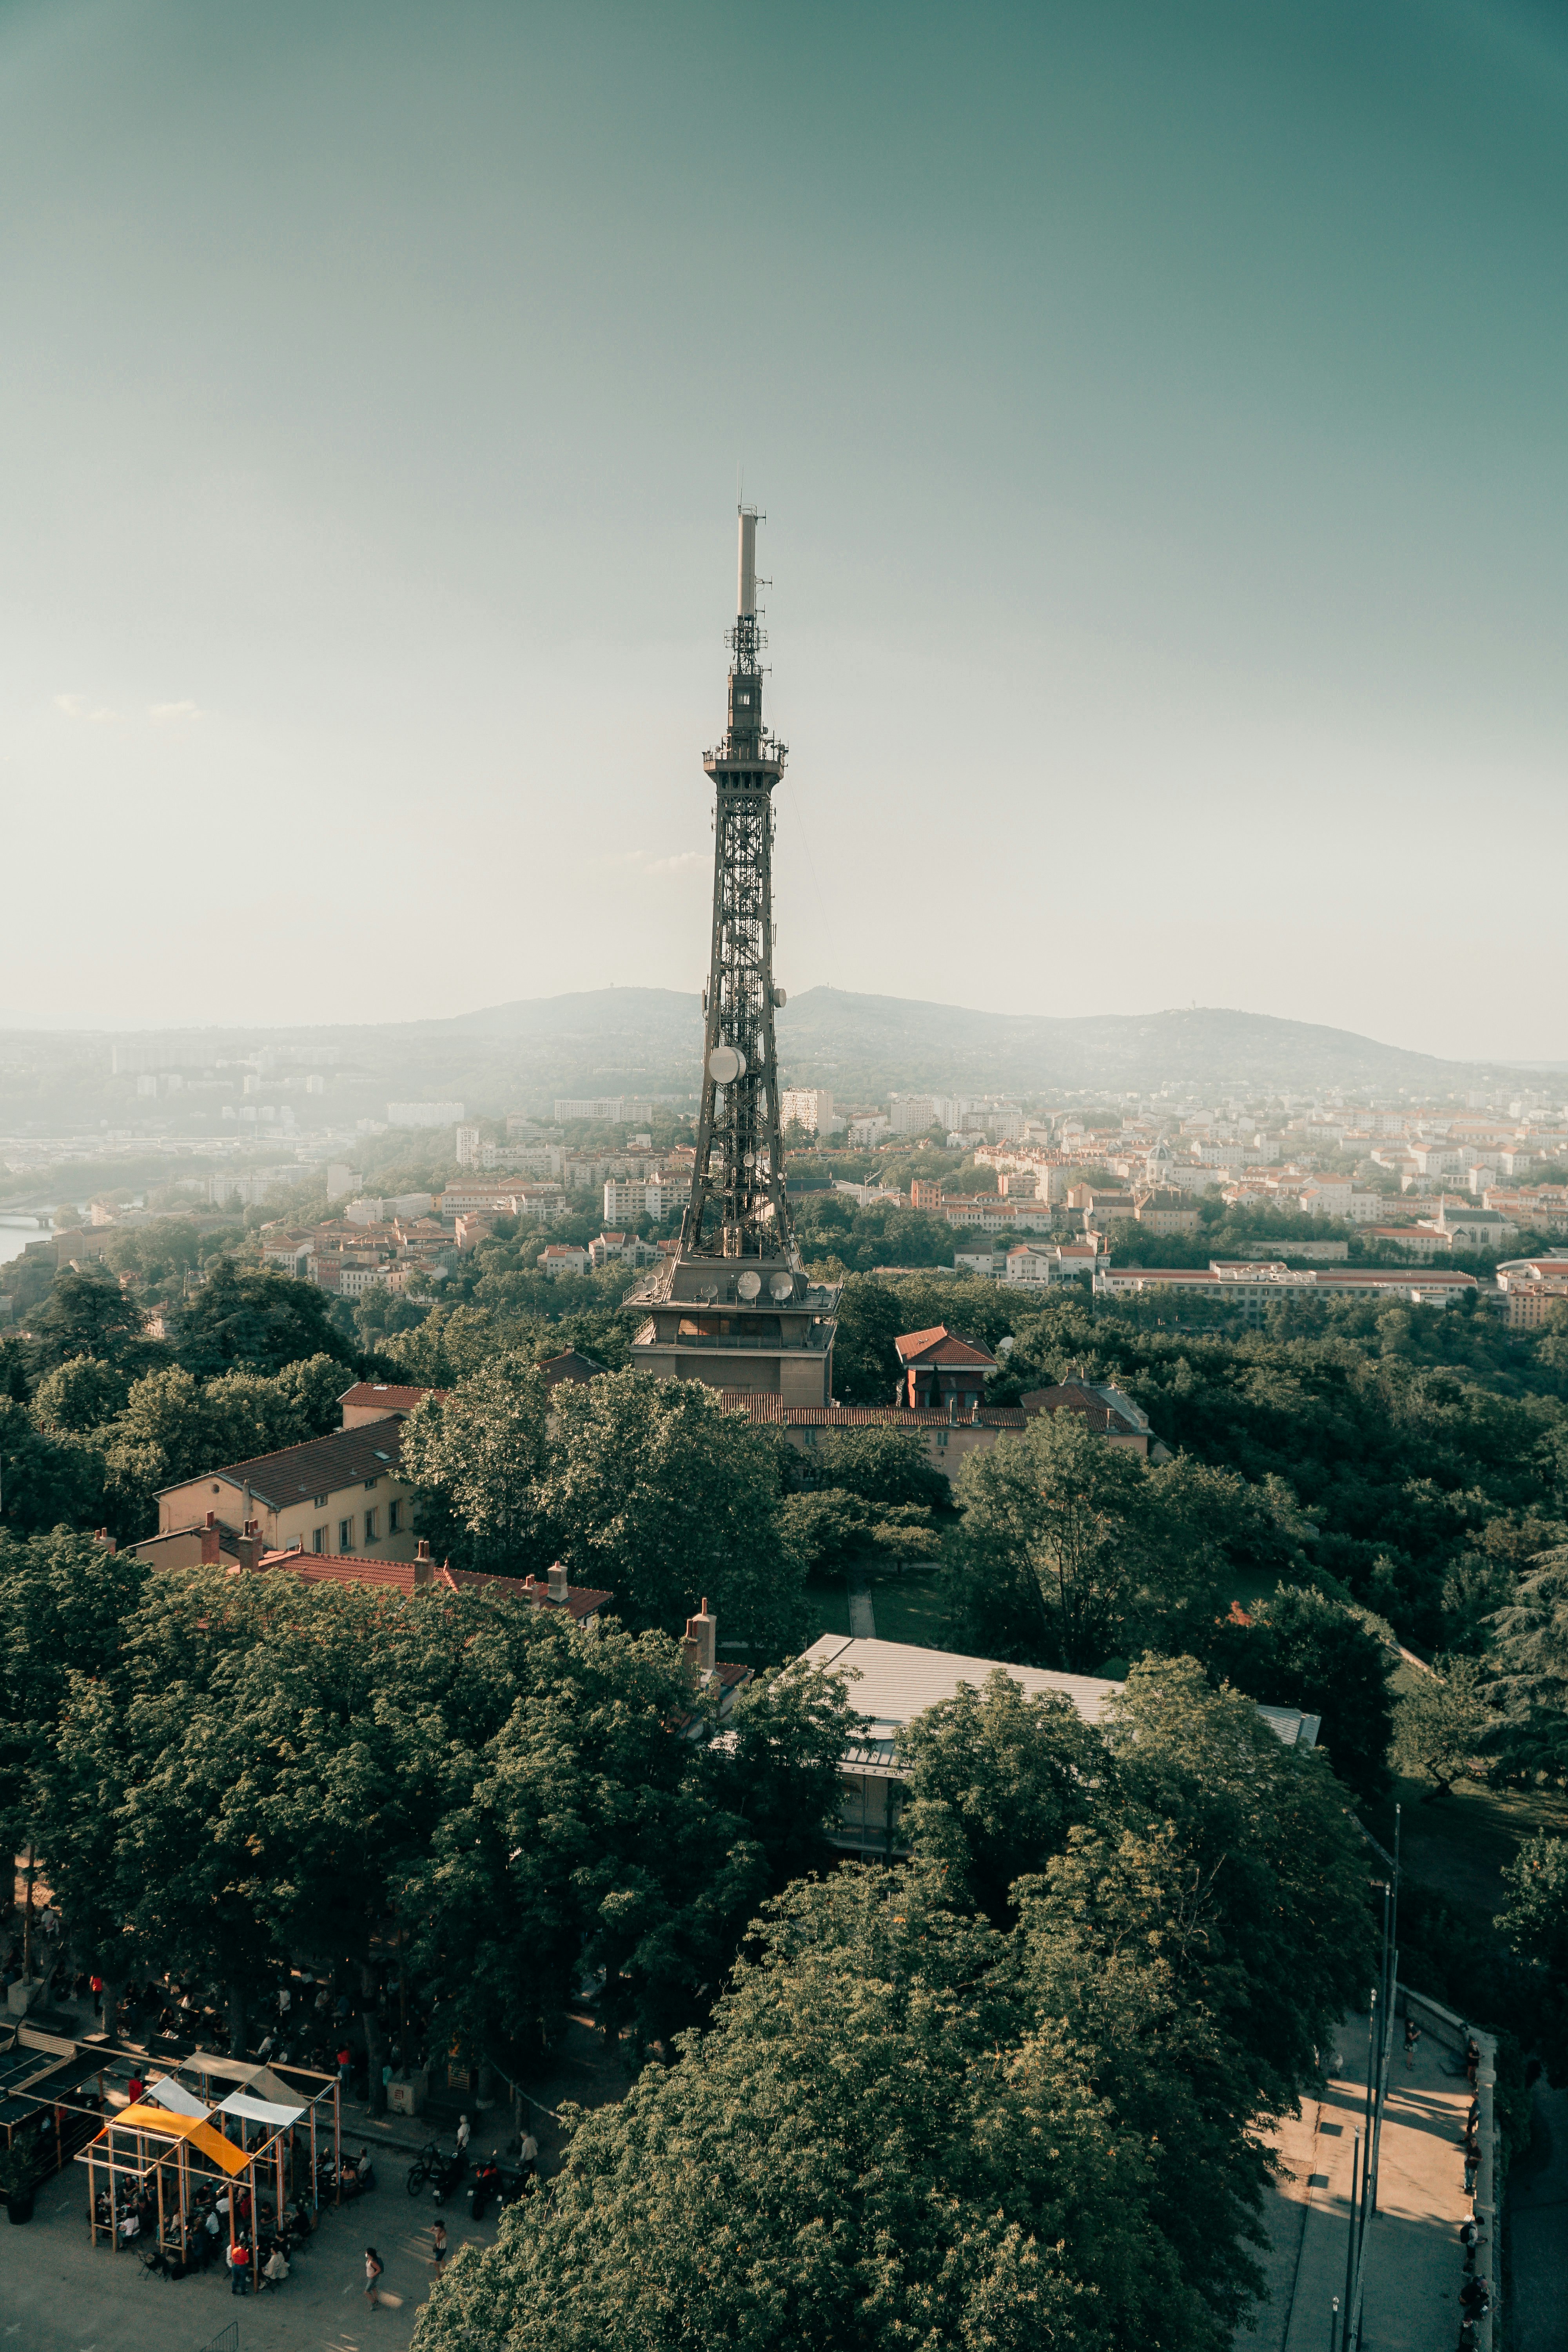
top-left (769, 1272), bottom-right (794, 1302)
top-left (737, 1270), bottom-right (762, 1300)
top-left (708, 1044), bottom-right (746, 1085)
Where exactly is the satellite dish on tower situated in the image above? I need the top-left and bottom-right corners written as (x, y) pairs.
top-left (737, 1270), bottom-right (762, 1300)
top-left (769, 1272), bottom-right (794, 1302)
top-left (708, 1044), bottom-right (745, 1085)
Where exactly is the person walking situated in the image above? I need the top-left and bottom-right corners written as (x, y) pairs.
top-left (1403, 2017), bottom-right (1420, 2071)
top-left (365, 2246), bottom-right (385, 2311)
top-left (456, 2113), bottom-right (470, 2156)
top-left (229, 2236), bottom-right (252, 2295)
top-left (431, 2218), bottom-right (448, 2274)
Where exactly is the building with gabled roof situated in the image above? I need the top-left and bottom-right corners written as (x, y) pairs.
top-left (893, 1325), bottom-right (996, 1411)
top-left (1019, 1375), bottom-right (1164, 1457)
top-left (338, 1379), bottom-right (445, 1426)
top-left (801, 1633), bottom-right (1320, 1857)
top-left (153, 1419), bottom-right (417, 1563)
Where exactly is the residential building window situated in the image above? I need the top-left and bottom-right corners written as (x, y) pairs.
top-left (364, 1506), bottom-right (379, 1543)
top-left (313, 1526), bottom-right (326, 1554)
top-left (313, 1493), bottom-right (328, 1509)
top-left (364, 1475), bottom-right (379, 1490)
top-left (387, 1499), bottom-right (402, 1534)
top-left (339, 1517), bottom-right (354, 1552)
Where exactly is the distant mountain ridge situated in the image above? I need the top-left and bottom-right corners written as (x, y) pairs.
top-left (434, 985), bottom-right (1516, 1097)
top-left (0, 990), bottom-right (1538, 1129)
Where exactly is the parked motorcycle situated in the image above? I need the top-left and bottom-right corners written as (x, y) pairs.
top-left (468, 2156), bottom-right (527, 2223)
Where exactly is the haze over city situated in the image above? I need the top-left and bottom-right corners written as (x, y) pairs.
top-left (4, 0), bottom-right (1567, 1056)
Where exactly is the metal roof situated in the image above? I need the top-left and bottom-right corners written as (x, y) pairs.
top-left (801, 1635), bottom-right (1319, 1758)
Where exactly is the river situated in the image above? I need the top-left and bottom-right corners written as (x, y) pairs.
top-left (0, 1215), bottom-right (47, 1268)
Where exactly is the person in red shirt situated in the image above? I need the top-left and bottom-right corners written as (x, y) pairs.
top-left (126, 2072), bottom-right (145, 2105)
top-left (229, 2237), bottom-right (252, 2296)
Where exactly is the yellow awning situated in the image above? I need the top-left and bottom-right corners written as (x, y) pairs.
top-left (95, 2101), bottom-right (252, 2176)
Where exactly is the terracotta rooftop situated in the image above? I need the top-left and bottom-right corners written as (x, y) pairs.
top-left (256, 1547), bottom-right (611, 1617)
top-left (892, 1324), bottom-right (998, 1370)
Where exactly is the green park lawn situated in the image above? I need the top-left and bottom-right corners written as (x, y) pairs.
top-left (1365, 1773), bottom-right (1568, 1920)
top-left (805, 1564), bottom-right (956, 1650)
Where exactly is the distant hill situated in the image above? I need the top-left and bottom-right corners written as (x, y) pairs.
top-left (434, 985), bottom-right (1504, 1099)
top-left (0, 988), bottom-right (1534, 1133)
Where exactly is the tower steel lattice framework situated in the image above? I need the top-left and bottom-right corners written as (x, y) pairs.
top-left (681, 508), bottom-right (797, 1264)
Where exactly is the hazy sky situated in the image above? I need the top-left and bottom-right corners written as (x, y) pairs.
top-left (3, 0), bottom-right (1566, 1057)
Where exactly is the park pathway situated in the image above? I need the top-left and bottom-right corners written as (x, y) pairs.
top-left (847, 1579), bottom-right (876, 1637)
top-left (1237, 2014), bottom-right (1474, 2352)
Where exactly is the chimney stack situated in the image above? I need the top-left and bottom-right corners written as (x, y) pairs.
top-left (547, 1561), bottom-right (569, 1604)
top-left (684, 1596), bottom-right (717, 1676)
top-left (201, 1510), bottom-right (220, 1567)
top-left (414, 1538), bottom-right (432, 1587)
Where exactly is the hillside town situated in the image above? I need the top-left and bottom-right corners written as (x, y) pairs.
top-left (5, 13), bottom-right (1567, 2343)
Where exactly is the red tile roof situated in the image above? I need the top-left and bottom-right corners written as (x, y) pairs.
top-left (255, 1548), bottom-right (611, 1616)
top-left (893, 1324), bottom-right (997, 1369)
top-left (1020, 1383), bottom-right (1142, 1437)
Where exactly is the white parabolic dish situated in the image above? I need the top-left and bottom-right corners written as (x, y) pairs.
top-left (708, 1044), bottom-right (745, 1085)
top-left (737, 1270), bottom-right (762, 1299)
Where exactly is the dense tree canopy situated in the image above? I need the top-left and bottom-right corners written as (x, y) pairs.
top-left (171, 1259), bottom-right (355, 1377)
top-left (29, 1557), bottom-right (854, 2064)
top-left (419, 1661), bottom-right (1372, 2352)
top-left (538, 1373), bottom-right (804, 1655)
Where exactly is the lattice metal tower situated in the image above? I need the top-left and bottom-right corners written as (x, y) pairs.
top-left (683, 507), bottom-right (794, 1261)
top-left (626, 510), bottom-right (839, 1404)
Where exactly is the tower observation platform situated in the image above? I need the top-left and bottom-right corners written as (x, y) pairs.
top-left (627, 510), bottom-right (839, 1403)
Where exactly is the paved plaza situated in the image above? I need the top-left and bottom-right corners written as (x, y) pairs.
top-left (0, 2138), bottom-right (501, 2352)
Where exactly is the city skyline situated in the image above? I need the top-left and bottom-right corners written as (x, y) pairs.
top-left (3, 2), bottom-right (1566, 1058)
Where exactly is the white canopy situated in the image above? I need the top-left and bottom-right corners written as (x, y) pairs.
top-left (216, 2091), bottom-right (305, 2129)
top-left (144, 2076), bottom-right (208, 2118)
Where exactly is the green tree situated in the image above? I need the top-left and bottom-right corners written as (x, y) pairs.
top-left (810, 1421), bottom-right (948, 1509)
top-left (1486, 1547), bottom-right (1568, 1779)
top-left (777, 1487), bottom-right (939, 1574)
top-left (417, 1867), bottom-right (1209, 2352)
top-left (897, 1668), bottom-right (1101, 1924)
top-left (1390, 1654), bottom-right (1492, 1797)
top-left (0, 1397), bottom-right (104, 1534)
top-left (29, 1266), bottom-right (155, 1373)
top-left (541, 1372), bottom-right (804, 1656)
top-left (1495, 1832), bottom-right (1568, 2085)
top-left (172, 1258), bottom-right (355, 1377)
top-left (1207, 1584), bottom-right (1395, 1802)
top-left (400, 1354), bottom-right (553, 1574)
top-left (31, 1355), bottom-right (134, 1435)
top-left (956, 1409), bottom-right (1151, 1671)
top-left (0, 1527), bottom-right (147, 1891)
